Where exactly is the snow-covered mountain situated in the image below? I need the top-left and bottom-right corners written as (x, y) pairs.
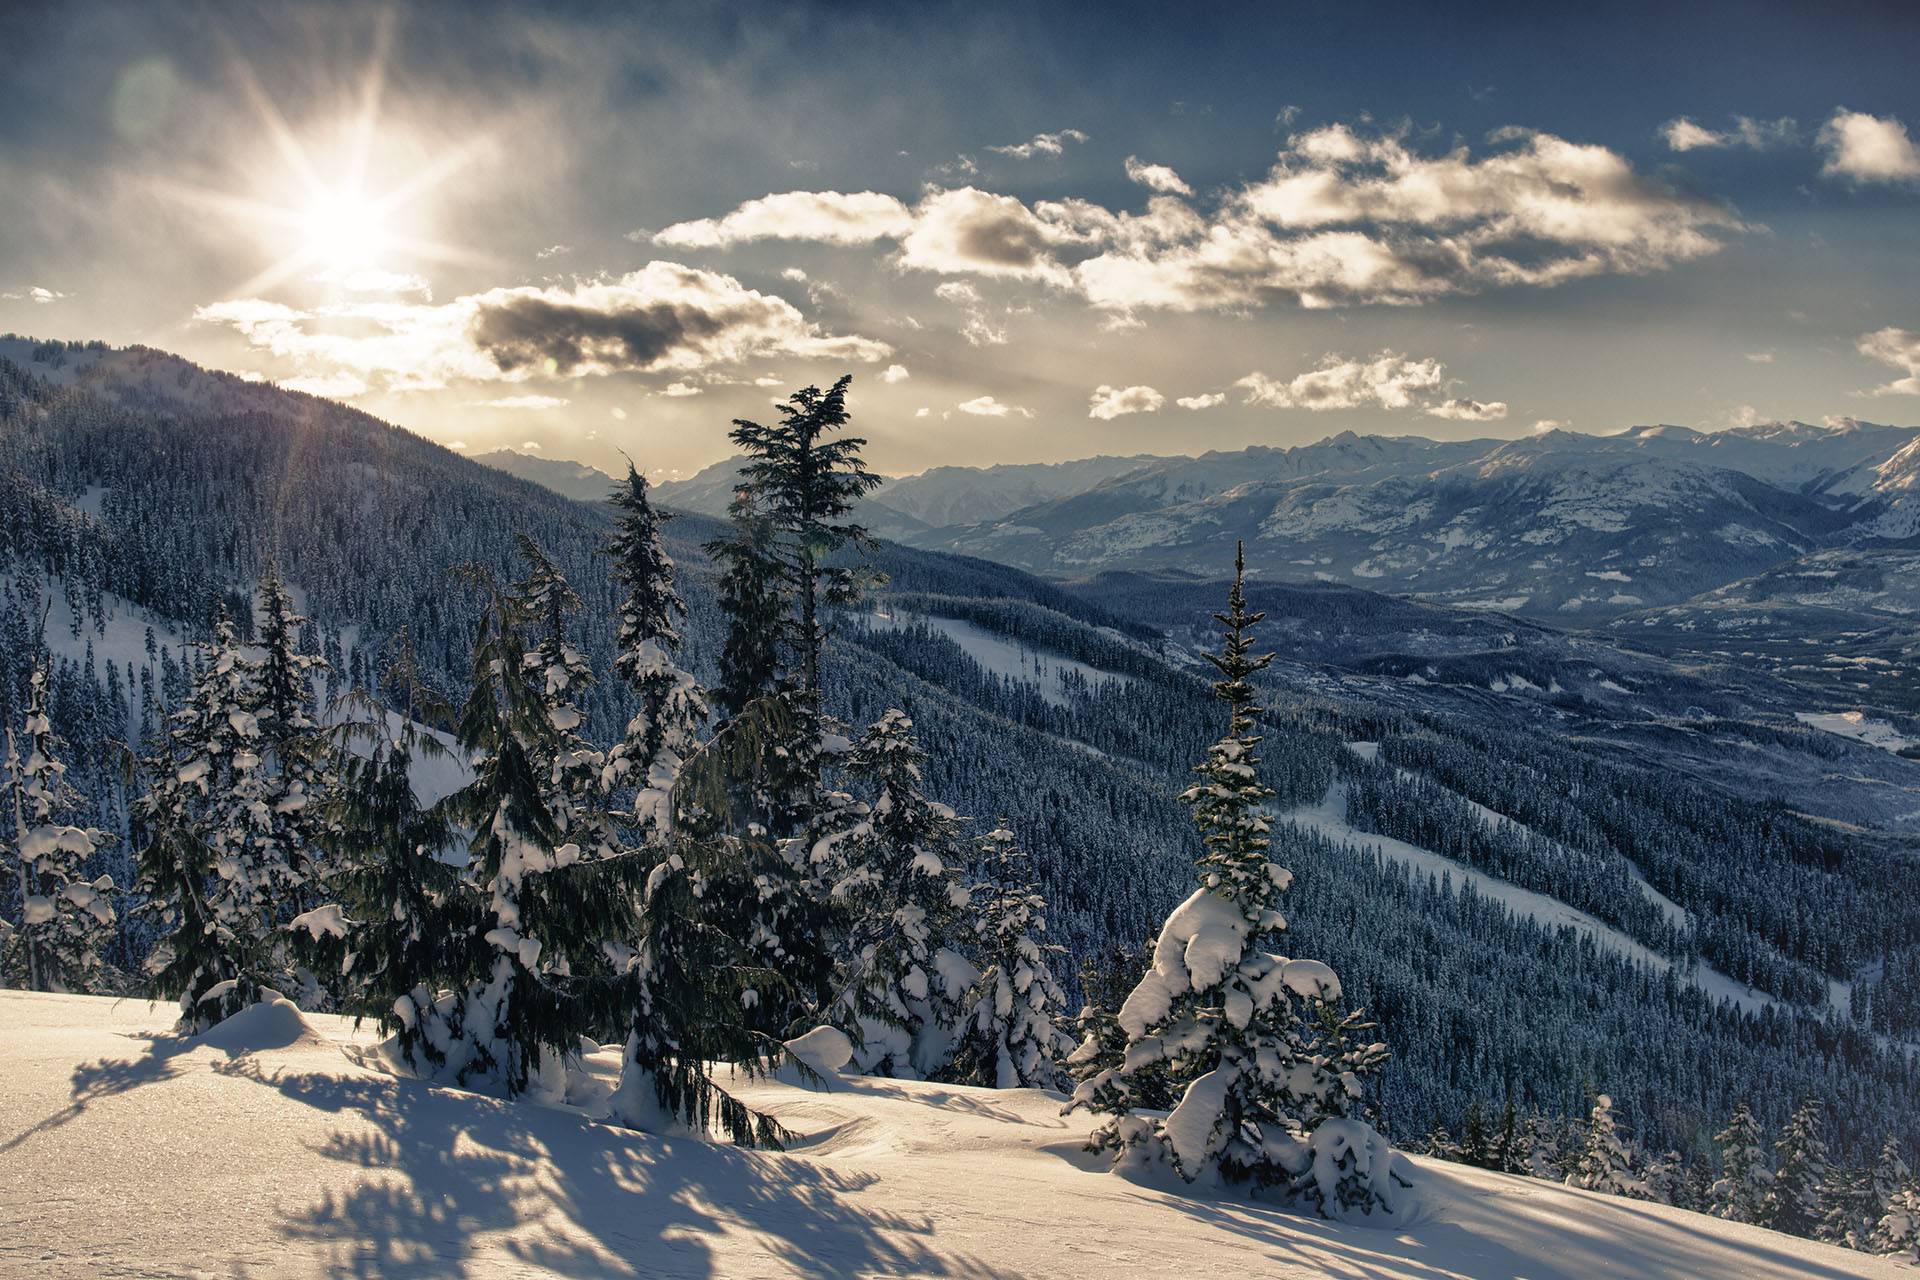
top-left (470, 448), bottom-right (620, 504)
top-left (811, 420), bottom-right (1920, 619)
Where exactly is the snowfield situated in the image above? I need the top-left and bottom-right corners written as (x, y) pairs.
top-left (3, 992), bottom-right (1905, 1279)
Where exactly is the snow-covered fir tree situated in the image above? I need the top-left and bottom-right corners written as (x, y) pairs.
top-left (1065, 939), bottom-right (1176, 1115)
top-left (814, 709), bottom-right (978, 1078)
top-left (1763, 1095), bottom-right (1834, 1238)
top-left (1710, 1101), bottom-right (1771, 1224)
top-left (1879, 1178), bottom-right (1920, 1261)
top-left (1566, 1093), bottom-right (1646, 1198)
top-left (949, 825), bottom-right (1075, 1090)
top-left (1069, 544), bottom-right (1399, 1217)
top-left (440, 560), bottom-right (641, 1098)
top-left (1, 662), bottom-right (115, 992)
top-left (599, 464), bottom-right (707, 840)
top-left (304, 646), bottom-right (479, 1073)
top-left (1858, 1137), bottom-right (1913, 1252)
top-left (135, 606), bottom-right (310, 1029)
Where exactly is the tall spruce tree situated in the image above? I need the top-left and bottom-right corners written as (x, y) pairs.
top-left (135, 607), bottom-right (305, 1029)
top-left (1069, 544), bottom-right (1398, 1216)
top-left (1764, 1096), bottom-right (1835, 1238)
top-left (1, 663), bottom-right (116, 992)
top-left (1566, 1092), bottom-right (1646, 1198)
top-left (949, 824), bottom-right (1076, 1090)
top-left (814, 710), bottom-right (977, 1078)
top-left (441, 559), bottom-right (640, 1098)
top-left (1710, 1101), bottom-right (1770, 1223)
top-left (306, 642), bottom-right (479, 1072)
top-left (600, 464), bottom-right (707, 840)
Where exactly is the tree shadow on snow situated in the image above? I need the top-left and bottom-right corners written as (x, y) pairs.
top-left (218, 1058), bottom-right (1021, 1280)
top-left (1, 1030), bottom-right (200, 1154)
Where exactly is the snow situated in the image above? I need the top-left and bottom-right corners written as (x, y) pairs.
top-left (1796, 710), bottom-right (1917, 754)
top-left (2, 990), bottom-right (1905, 1279)
top-left (864, 610), bottom-right (1133, 708)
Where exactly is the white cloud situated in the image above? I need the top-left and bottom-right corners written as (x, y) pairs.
top-left (477, 394), bottom-right (569, 410)
top-left (1744, 351), bottom-right (1774, 363)
top-left (1659, 115), bottom-right (1796, 152)
top-left (536, 244), bottom-right (570, 259)
top-left (914, 407), bottom-right (929, 417)
top-left (1426, 396), bottom-right (1509, 421)
top-left (1087, 384), bottom-right (1165, 420)
top-left (651, 122), bottom-right (1740, 313)
top-left (448, 439), bottom-right (469, 449)
top-left (780, 266), bottom-right (808, 282)
top-left (1124, 156), bottom-right (1194, 196)
top-left (956, 395), bottom-right (1032, 418)
top-left (898, 187), bottom-right (1080, 284)
top-left (987, 128), bottom-right (1088, 159)
top-left (1176, 392), bottom-right (1227, 410)
top-left (1236, 351), bottom-right (1446, 411)
top-left (3, 285), bottom-right (68, 303)
top-left (521, 440), bottom-right (542, 450)
top-left (197, 261), bottom-right (890, 395)
top-left (654, 191), bottom-right (915, 248)
top-left (935, 281), bottom-right (982, 305)
top-left (880, 363), bottom-right (910, 383)
top-left (661, 381), bottom-right (702, 397)
top-left (1819, 110), bottom-right (1920, 184)
top-left (1531, 419), bottom-right (1566, 434)
top-left (1859, 327), bottom-right (1920, 396)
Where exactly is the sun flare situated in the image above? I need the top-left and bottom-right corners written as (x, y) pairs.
top-left (300, 188), bottom-right (391, 271)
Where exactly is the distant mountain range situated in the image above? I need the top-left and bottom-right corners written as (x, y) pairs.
top-left (655, 419), bottom-right (1920, 621)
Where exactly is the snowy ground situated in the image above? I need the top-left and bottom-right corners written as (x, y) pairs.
top-left (1796, 710), bottom-right (1917, 754)
top-left (3, 992), bottom-right (1906, 1279)
top-left (862, 611), bottom-right (1132, 708)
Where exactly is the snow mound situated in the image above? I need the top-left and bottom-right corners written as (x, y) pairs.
top-left (187, 996), bottom-right (334, 1056)
top-left (785, 1025), bottom-right (855, 1074)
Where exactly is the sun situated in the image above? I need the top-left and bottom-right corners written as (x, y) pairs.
top-left (299, 188), bottom-right (392, 272)
top-left (154, 16), bottom-right (490, 298)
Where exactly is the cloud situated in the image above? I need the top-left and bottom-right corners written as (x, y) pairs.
top-left (1859, 327), bottom-right (1920, 396)
top-left (1531, 419), bottom-right (1566, 434)
top-left (1076, 125), bottom-right (1744, 311)
top-left (880, 363), bottom-right (910, 383)
top-left (653, 191), bottom-right (915, 248)
top-left (653, 122), bottom-right (1740, 313)
top-left (1659, 115), bottom-right (1796, 152)
top-left (1426, 396), bottom-right (1509, 421)
top-left (1176, 392), bottom-right (1227, 410)
top-left (1124, 156), bottom-right (1194, 196)
top-left (898, 187), bottom-right (1081, 283)
top-left (956, 395), bottom-right (1032, 418)
top-left (1235, 351), bottom-right (1446, 411)
top-left (477, 394), bottom-right (569, 409)
top-left (280, 371), bottom-right (369, 398)
top-left (3, 285), bottom-right (69, 303)
top-left (1087, 384), bottom-right (1165, 420)
top-left (1819, 110), bottom-right (1920, 184)
top-left (661, 381), bottom-right (702, 397)
top-left (987, 128), bottom-right (1088, 159)
top-left (197, 261), bottom-right (890, 395)
top-left (536, 244), bottom-right (571, 259)
top-left (1744, 351), bottom-right (1774, 363)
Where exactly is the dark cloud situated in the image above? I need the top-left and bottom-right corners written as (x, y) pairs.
top-left (470, 294), bottom-right (735, 374)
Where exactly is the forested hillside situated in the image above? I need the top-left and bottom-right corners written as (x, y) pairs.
top-left (3, 339), bottom-right (1918, 1203)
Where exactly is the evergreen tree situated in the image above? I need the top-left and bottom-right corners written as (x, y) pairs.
top-left (135, 608), bottom-right (306, 1029)
top-left (1069, 544), bottom-right (1398, 1217)
top-left (1490, 1098), bottom-right (1523, 1175)
top-left (1710, 1101), bottom-right (1771, 1224)
top-left (816, 710), bottom-right (978, 1078)
top-left (1763, 1096), bottom-right (1835, 1238)
top-left (251, 562), bottom-right (332, 955)
top-left (1, 663), bottom-right (116, 992)
top-left (440, 561), bottom-right (641, 1098)
top-left (1567, 1092), bottom-right (1646, 1198)
top-left (600, 464), bottom-right (707, 841)
top-left (950, 825), bottom-right (1076, 1089)
top-left (305, 646), bottom-right (479, 1072)
top-left (1065, 938), bottom-right (1175, 1114)
top-left (1860, 1138), bottom-right (1912, 1252)
top-left (1878, 1179), bottom-right (1920, 1260)
top-left (1459, 1099), bottom-right (1492, 1168)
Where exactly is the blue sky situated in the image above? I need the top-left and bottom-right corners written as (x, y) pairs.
top-left (1, 0), bottom-right (1915, 478)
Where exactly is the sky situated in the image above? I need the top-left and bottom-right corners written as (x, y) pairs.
top-left (1, 0), bottom-right (1917, 481)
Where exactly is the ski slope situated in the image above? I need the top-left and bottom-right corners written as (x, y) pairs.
top-left (2, 991), bottom-right (1905, 1279)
